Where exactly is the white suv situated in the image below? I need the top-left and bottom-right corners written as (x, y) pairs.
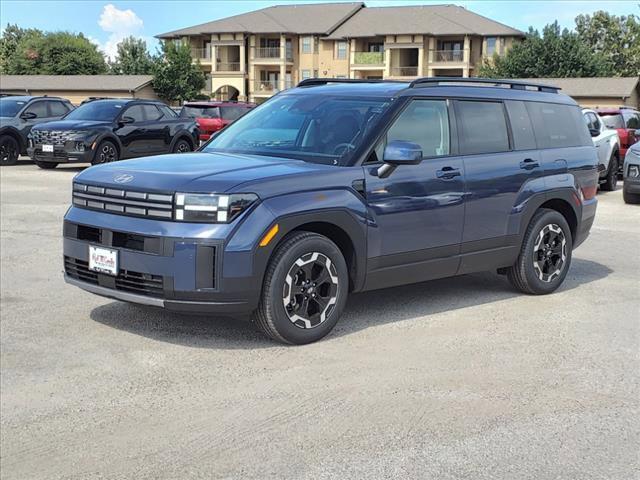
top-left (583, 108), bottom-right (620, 191)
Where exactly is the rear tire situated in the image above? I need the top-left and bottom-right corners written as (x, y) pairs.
top-left (0, 135), bottom-right (19, 166)
top-left (623, 188), bottom-right (640, 204)
top-left (507, 209), bottom-right (573, 295)
top-left (253, 231), bottom-right (349, 345)
top-left (92, 140), bottom-right (119, 165)
top-left (172, 138), bottom-right (192, 153)
top-left (35, 161), bottom-right (58, 169)
top-left (600, 153), bottom-right (618, 191)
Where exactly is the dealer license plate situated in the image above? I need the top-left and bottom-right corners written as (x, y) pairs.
top-left (42, 144), bottom-right (54, 153)
top-left (88, 246), bottom-right (118, 276)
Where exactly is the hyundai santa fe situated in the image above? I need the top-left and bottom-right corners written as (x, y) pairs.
top-left (63, 78), bottom-right (599, 344)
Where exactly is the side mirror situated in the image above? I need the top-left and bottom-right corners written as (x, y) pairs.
top-left (589, 128), bottom-right (600, 137)
top-left (20, 111), bottom-right (37, 120)
top-left (118, 116), bottom-right (135, 125)
top-left (377, 140), bottom-right (423, 178)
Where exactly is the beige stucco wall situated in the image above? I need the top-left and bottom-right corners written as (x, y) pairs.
top-left (575, 94), bottom-right (639, 109)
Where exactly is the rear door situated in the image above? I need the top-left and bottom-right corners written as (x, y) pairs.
top-left (456, 99), bottom-right (543, 273)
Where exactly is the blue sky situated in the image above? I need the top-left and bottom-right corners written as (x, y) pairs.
top-left (0, 0), bottom-right (637, 59)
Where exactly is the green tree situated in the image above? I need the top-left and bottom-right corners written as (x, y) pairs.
top-left (0, 24), bottom-right (43, 73)
top-left (479, 22), bottom-right (613, 78)
top-left (575, 11), bottom-right (640, 76)
top-left (110, 36), bottom-right (155, 75)
top-left (8, 31), bottom-right (107, 74)
top-left (152, 41), bottom-right (206, 103)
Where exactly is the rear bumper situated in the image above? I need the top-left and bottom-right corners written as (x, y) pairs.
top-left (574, 197), bottom-right (597, 249)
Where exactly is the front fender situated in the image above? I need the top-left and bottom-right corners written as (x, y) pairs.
top-left (226, 189), bottom-right (369, 293)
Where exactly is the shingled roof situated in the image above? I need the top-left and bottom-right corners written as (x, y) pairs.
top-left (0, 75), bottom-right (154, 92)
top-left (515, 77), bottom-right (640, 99)
top-left (156, 2), bottom-right (364, 38)
top-left (328, 4), bottom-right (524, 38)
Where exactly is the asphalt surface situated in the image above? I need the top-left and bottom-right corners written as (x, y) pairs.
top-left (1, 159), bottom-right (639, 480)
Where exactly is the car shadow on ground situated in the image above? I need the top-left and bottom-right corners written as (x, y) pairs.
top-left (9, 157), bottom-right (86, 172)
top-left (90, 258), bottom-right (612, 349)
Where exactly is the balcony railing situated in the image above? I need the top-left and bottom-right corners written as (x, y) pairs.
top-left (390, 66), bottom-right (419, 77)
top-left (216, 62), bottom-right (241, 72)
top-left (191, 47), bottom-right (211, 61)
top-left (431, 50), bottom-right (466, 63)
top-left (254, 47), bottom-right (293, 61)
top-left (353, 51), bottom-right (384, 65)
top-left (253, 80), bottom-right (293, 93)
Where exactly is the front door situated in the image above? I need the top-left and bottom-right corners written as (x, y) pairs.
top-left (116, 104), bottom-right (148, 158)
top-left (364, 99), bottom-right (465, 290)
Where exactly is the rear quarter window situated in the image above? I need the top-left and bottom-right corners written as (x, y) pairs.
top-left (526, 102), bottom-right (591, 149)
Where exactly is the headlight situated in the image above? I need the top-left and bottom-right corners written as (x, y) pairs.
top-left (174, 193), bottom-right (258, 223)
top-left (629, 165), bottom-right (640, 178)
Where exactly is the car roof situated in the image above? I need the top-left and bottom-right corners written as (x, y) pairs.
top-left (1, 95), bottom-right (67, 102)
top-left (286, 79), bottom-right (578, 105)
top-left (183, 101), bottom-right (256, 107)
top-left (596, 108), bottom-right (638, 114)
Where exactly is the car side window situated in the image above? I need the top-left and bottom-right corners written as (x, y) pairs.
top-left (375, 99), bottom-right (450, 161)
top-left (24, 101), bottom-right (48, 118)
top-left (527, 102), bottom-right (591, 148)
top-left (142, 104), bottom-right (163, 121)
top-left (458, 100), bottom-right (510, 155)
top-left (48, 101), bottom-right (70, 117)
top-left (159, 105), bottom-right (176, 118)
top-left (123, 105), bottom-right (145, 123)
top-left (624, 112), bottom-right (640, 129)
top-left (505, 100), bottom-right (536, 151)
top-left (589, 113), bottom-right (601, 131)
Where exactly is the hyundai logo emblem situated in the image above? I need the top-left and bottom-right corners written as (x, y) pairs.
top-left (114, 174), bottom-right (134, 184)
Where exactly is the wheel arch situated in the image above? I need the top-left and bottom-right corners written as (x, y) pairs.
top-left (538, 198), bottom-right (578, 242)
top-left (169, 130), bottom-right (195, 151)
top-left (0, 128), bottom-right (25, 154)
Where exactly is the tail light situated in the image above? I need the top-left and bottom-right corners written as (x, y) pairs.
top-left (580, 185), bottom-right (598, 201)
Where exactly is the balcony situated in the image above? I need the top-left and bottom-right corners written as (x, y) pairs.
top-left (191, 47), bottom-right (211, 62)
top-left (431, 50), bottom-right (466, 63)
top-left (216, 62), bottom-right (241, 72)
top-left (390, 66), bottom-right (419, 77)
top-left (253, 79), bottom-right (293, 94)
top-left (254, 47), bottom-right (294, 62)
top-left (353, 51), bottom-right (384, 65)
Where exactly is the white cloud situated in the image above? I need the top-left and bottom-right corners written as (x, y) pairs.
top-left (96, 4), bottom-right (145, 61)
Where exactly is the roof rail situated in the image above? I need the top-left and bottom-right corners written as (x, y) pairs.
top-left (409, 77), bottom-right (560, 93)
top-left (297, 78), bottom-right (392, 87)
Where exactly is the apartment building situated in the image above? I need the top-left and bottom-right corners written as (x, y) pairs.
top-left (156, 3), bottom-right (524, 103)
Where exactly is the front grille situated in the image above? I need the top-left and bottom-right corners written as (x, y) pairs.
top-left (32, 130), bottom-right (78, 146)
top-left (73, 183), bottom-right (173, 220)
top-left (64, 257), bottom-right (164, 297)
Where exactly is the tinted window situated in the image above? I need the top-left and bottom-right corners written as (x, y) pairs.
top-left (599, 113), bottom-right (624, 129)
top-left (24, 101), bottom-right (48, 118)
top-left (377, 99), bottom-right (450, 159)
top-left (584, 112), bottom-right (600, 131)
top-left (527, 102), bottom-right (591, 148)
top-left (219, 106), bottom-right (249, 121)
top-left (181, 106), bottom-right (219, 119)
top-left (49, 101), bottom-right (70, 117)
top-left (159, 105), bottom-right (177, 118)
top-left (458, 101), bottom-right (509, 155)
top-left (505, 100), bottom-right (536, 150)
top-left (123, 105), bottom-right (145, 122)
top-left (0, 98), bottom-right (27, 117)
top-left (141, 104), bottom-right (162, 121)
top-left (623, 112), bottom-right (640, 129)
top-left (64, 101), bottom-right (125, 121)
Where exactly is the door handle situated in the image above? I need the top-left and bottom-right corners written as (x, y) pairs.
top-left (436, 166), bottom-right (461, 179)
top-left (519, 158), bottom-right (540, 170)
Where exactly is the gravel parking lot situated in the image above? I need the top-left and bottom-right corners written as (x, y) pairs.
top-left (1, 160), bottom-right (639, 480)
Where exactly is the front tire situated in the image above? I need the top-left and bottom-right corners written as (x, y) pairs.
top-left (254, 231), bottom-right (349, 345)
top-left (92, 140), bottom-right (119, 165)
top-left (507, 209), bottom-right (573, 295)
top-left (0, 135), bottom-right (19, 166)
top-left (600, 154), bottom-right (618, 191)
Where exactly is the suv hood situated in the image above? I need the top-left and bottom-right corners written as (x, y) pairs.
top-left (33, 120), bottom-right (111, 131)
top-left (75, 152), bottom-right (338, 193)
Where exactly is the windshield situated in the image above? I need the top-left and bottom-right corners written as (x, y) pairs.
top-left (202, 94), bottom-right (391, 165)
top-left (599, 114), bottom-right (624, 129)
top-left (0, 98), bottom-right (27, 117)
top-left (64, 101), bottom-right (125, 121)
top-left (181, 106), bottom-right (219, 119)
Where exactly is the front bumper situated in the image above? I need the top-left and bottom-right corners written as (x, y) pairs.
top-left (29, 143), bottom-right (94, 163)
top-left (624, 176), bottom-right (640, 194)
top-left (63, 206), bottom-right (273, 315)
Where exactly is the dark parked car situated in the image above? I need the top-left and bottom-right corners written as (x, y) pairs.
top-left (0, 96), bottom-right (74, 165)
top-left (29, 98), bottom-right (198, 169)
top-left (180, 101), bottom-right (256, 141)
top-left (596, 107), bottom-right (640, 165)
top-left (63, 78), bottom-right (598, 344)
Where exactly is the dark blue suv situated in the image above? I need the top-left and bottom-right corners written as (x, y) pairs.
top-left (64, 78), bottom-right (598, 344)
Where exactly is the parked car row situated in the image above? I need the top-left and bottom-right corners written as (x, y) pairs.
top-left (1, 96), bottom-right (256, 168)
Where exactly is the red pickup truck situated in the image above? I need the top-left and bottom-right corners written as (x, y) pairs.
top-left (180, 101), bottom-right (256, 142)
top-left (596, 107), bottom-right (640, 164)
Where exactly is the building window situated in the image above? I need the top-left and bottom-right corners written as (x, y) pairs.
top-left (486, 37), bottom-right (497, 56)
top-left (302, 36), bottom-right (313, 54)
top-left (313, 69), bottom-right (318, 78)
top-left (301, 69), bottom-right (311, 80)
top-left (337, 41), bottom-right (347, 60)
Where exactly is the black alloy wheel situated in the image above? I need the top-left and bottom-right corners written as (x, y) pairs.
top-left (92, 141), bottom-right (118, 165)
top-left (0, 135), bottom-right (19, 166)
